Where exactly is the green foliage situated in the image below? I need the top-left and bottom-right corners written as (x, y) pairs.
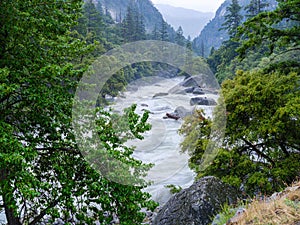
top-left (221, 0), bottom-right (243, 38)
top-left (0, 0), bottom-right (158, 224)
top-left (284, 198), bottom-right (300, 210)
top-left (207, 40), bottom-right (240, 83)
top-left (210, 202), bottom-right (237, 225)
top-left (245, 0), bottom-right (269, 18)
top-left (181, 69), bottom-right (300, 195)
top-left (121, 2), bottom-right (146, 42)
top-left (175, 26), bottom-right (186, 46)
top-left (165, 184), bottom-right (182, 194)
top-left (237, 0), bottom-right (300, 58)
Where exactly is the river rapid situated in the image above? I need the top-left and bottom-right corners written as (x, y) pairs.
top-left (111, 76), bottom-right (217, 205)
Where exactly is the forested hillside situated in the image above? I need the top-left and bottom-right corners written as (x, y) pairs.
top-left (97, 0), bottom-right (177, 39)
top-left (193, 0), bottom-right (277, 57)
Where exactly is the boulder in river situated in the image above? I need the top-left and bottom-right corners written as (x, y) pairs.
top-left (184, 87), bottom-right (195, 93)
top-left (174, 106), bottom-right (192, 118)
top-left (180, 75), bottom-right (205, 88)
top-left (193, 87), bottom-right (205, 95)
top-left (153, 176), bottom-right (241, 225)
top-left (190, 97), bottom-right (216, 106)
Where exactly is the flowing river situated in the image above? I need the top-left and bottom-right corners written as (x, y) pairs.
top-left (111, 76), bottom-right (218, 204)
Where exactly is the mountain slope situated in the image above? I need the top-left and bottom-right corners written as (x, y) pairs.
top-left (97, 0), bottom-right (174, 35)
top-left (193, 0), bottom-right (278, 57)
top-left (155, 4), bottom-right (213, 38)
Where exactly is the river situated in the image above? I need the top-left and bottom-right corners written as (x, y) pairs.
top-left (111, 76), bottom-right (217, 204)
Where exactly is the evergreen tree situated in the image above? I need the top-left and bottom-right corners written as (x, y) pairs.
top-left (83, 0), bottom-right (105, 38)
top-left (151, 24), bottom-right (161, 40)
top-left (181, 0), bottom-right (300, 196)
top-left (175, 26), bottom-right (186, 46)
top-left (121, 2), bottom-right (146, 42)
top-left (200, 40), bottom-right (205, 57)
top-left (238, 0), bottom-right (300, 58)
top-left (245, 0), bottom-right (269, 18)
top-left (160, 19), bottom-right (169, 41)
top-left (221, 0), bottom-right (243, 38)
top-left (186, 36), bottom-right (192, 51)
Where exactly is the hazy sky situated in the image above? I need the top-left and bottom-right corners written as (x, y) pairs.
top-left (151, 0), bottom-right (225, 12)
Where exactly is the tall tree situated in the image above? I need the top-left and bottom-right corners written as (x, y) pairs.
top-left (238, 0), bottom-right (300, 58)
top-left (160, 19), bottom-right (169, 41)
top-left (221, 0), bottom-right (243, 38)
top-left (151, 24), bottom-right (161, 40)
top-left (245, 0), bottom-right (269, 18)
top-left (121, 2), bottom-right (146, 42)
top-left (175, 26), bottom-right (186, 46)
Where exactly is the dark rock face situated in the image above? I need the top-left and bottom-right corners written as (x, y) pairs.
top-left (190, 97), bottom-right (216, 106)
top-left (153, 176), bottom-right (241, 225)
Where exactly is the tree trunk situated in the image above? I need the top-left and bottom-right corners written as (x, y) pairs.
top-left (0, 169), bottom-right (22, 225)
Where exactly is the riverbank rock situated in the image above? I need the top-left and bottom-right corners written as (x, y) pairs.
top-left (190, 97), bottom-right (217, 106)
top-left (153, 176), bottom-right (241, 225)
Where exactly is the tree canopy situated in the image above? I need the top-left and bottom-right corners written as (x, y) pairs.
top-left (0, 0), bottom-right (157, 224)
top-left (181, 0), bottom-right (300, 195)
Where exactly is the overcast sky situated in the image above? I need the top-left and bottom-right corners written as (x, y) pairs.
top-left (151, 0), bottom-right (225, 12)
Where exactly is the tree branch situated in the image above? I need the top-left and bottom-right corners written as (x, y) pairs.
top-left (242, 138), bottom-right (275, 166)
top-left (29, 199), bottom-right (60, 225)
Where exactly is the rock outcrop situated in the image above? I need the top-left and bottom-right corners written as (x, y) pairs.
top-left (153, 176), bottom-right (241, 225)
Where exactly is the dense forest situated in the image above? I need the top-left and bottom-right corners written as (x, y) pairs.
top-left (0, 0), bottom-right (299, 224)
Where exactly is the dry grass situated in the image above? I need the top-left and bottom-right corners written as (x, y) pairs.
top-left (235, 182), bottom-right (300, 225)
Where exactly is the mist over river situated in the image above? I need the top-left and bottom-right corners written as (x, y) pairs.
top-left (111, 76), bottom-right (218, 204)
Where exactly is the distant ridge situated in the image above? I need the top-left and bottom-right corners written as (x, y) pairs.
top-left (155, 4), bottom-right (214, 38)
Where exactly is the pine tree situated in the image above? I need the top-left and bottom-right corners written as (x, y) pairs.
top-left (175, 26), bottom-right (186, 46)
top-left (245, 0), bottom-right (269, 18)
top-left (83, 0), bottom-right (104, 37)
top-left (121, 2), bottom-right (146, 42)
top-left (160, 19), bottom-right (169, 41)
top-left (200, 40), bottom-right (205, 57)
top-left (151, 24), bottom-right (160, 40)
top-left (221, 0), bottom-right (243, 38)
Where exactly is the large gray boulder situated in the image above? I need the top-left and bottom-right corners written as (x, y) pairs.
top-left (190, 97), bottom-right (216, 106)
top-left (153, 176), bottom-right (241, 225)
top-left (181, 75), bottom-right (204, 87)
top-left (173, 106), bottom-right (192, 118)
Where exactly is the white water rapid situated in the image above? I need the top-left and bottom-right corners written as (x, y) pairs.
top-left (111, 76), bottom-right (218, 205)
